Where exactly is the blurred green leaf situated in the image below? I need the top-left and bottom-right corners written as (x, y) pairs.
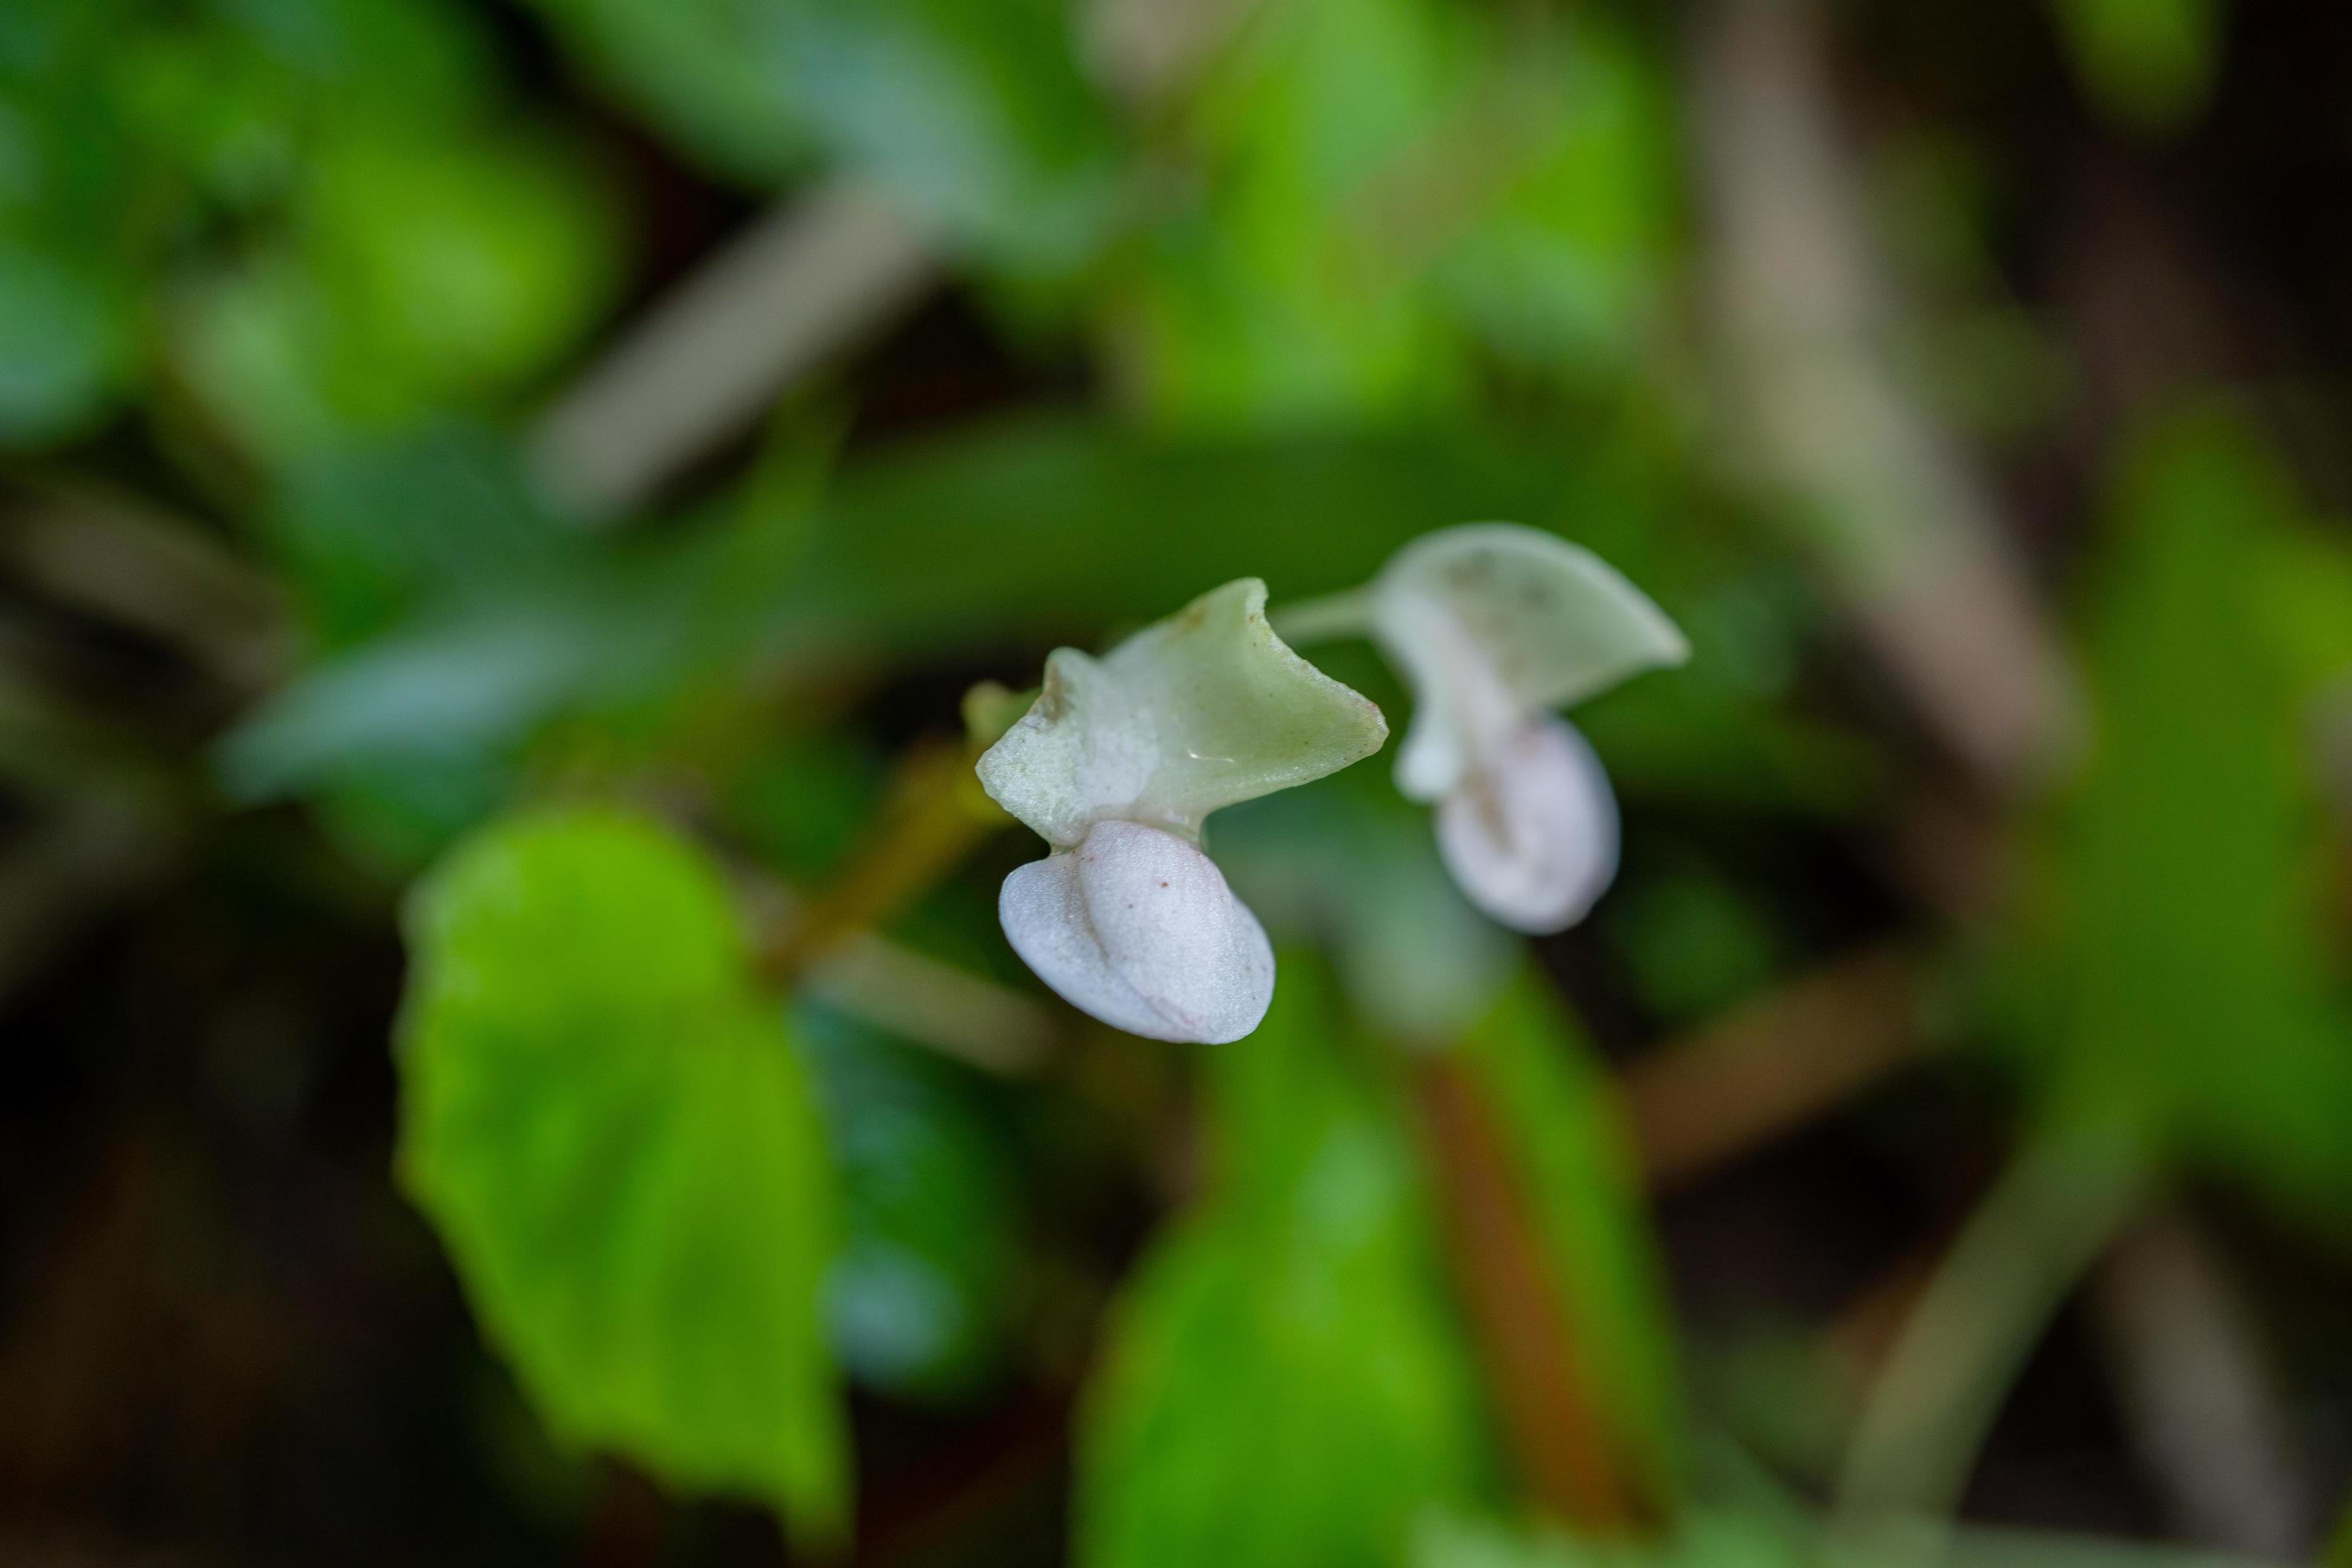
top-left (306, 129), bottom-right (617, 398)
top-left (2018, 414), bottom-right (2352, 1222)
top-left (0, 238), bottom-right (133, 442)
top-left (781, 415), bottom-right (1680, 651)
top-left (1451, 978), bottom-right (1685, 1511)
top-left (202, 0), bottom-right (494, 125)
top-left (178, 122), bottom-right (619, 458)
top-left (1606, 865), bottom-right (1782, 1025)
top-left (1426, 20), bottom-right (1675, 374)
top-left (2248, 522), bottom-right (2352, 706)
top-left (218, 425), bottom-right (811, 809)
top-left (1114, 0), bottom-right (1466, 424)
top-left (398, 808), bottom-right (848, 1536)
top-left (1115, 2), bottom-right (1675, 424)
top-left (1413, 1510), bottom-right (1806, 1568)
top-left (526, 0), bottom-right (1117, 273)
top-left (1077, 961), bottom-right (1492, 1566)
top-left (801, 1003), bottom-right (1023, 1401)
top-left (2049, 0), bottom-right (2219, 134)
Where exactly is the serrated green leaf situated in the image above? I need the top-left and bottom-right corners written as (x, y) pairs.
top-left (398, 808), bottom-right (848, 1536)
top-left (978, 577), bottom-right (1389, 849)
top-left (1076, 962), bottom-right (1493, 1567)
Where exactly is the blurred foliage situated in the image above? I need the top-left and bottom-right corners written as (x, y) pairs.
top-left (2048, 0), bottom-right (2221, 134)
top-left (1113, 2), bottom-right (1673, 424)
top-left (801, 1001), bottom-right (1026, 1402)
top-left (2004, 415), bottom-right (2352, 1228)
top-left (0, 0), bottom-right (619, 454)
top-left (1452, 982), bottom-right (1683, 1508)
top-left (526, 0), bottom-right (1118, 276)
top-left (1077, 962), bottom-right (1493, 1567)
top-left (7, 0), bottom-right (2352, 1563)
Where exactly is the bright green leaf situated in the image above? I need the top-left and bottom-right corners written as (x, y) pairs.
top-left (1076, 962), bottom-right (1493, 1567)
top-left (398, 808), bottom-right (848, 1536)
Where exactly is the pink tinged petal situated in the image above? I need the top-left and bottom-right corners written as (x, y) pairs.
top-left (1434, 715), bottom-right (1620, 934)
top-left (997, 820), bottom-right (1274, 1044)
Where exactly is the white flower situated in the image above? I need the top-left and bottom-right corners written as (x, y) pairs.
top-left (1369, 524), bottom-right (1687, 934)
top-left (977, 578), bottom-right (1387, 1042)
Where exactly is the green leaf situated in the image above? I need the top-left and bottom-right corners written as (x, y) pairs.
top-left (2020, 414), bottom-right (2352, 1223)
top-left (977, 577), bottom-right (1390, 848)
top-left (1076, 961), bottom-right (1493, 1567)
top-left (1413, 1510), bottom-right (1807, 1568)
top-left (0, 238), bottom-right (133, 446)
top-left (799, 1002), bottom-right (1022, 1402)
top-left (2049, 0), bottom-right (2219, 135)
top-left (525, 0), bottom-right (1117, 274)
top-left (1452, 978), bottom-right (1684, 1509)
top-left (398, 808), bottom-right (848, 1535)
top-left (218, 426), bottom-right (812, 808)
top-left (1116, 2), bottom-right (1678, 423)
top-left (306, 129), bottom-right (619, 400)
top-left (175, 123), bottom-right (620, 459)
top-left (1428, 22), bottom-right (1676, 374)
top-left (1115, 0), bottom-right (1467, 425)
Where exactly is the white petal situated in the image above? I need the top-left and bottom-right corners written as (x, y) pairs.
top-left (1434, 715), bottom-right (1619, 934)
top-left (1371, 525), bottom-right (1686, 806)
top-left (1378, 524), bottom-right (1689, 713)
top-left (998, 820), bottom-right (1274, 1044)
top-left (1379, 585), bottom-right (1527, 804)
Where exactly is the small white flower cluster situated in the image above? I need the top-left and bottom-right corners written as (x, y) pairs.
top-left (976, 526), bottom-right (1686, 1043)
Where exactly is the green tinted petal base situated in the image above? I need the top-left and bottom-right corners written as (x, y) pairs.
top-left (977, 577), bottom-right (1389, 848)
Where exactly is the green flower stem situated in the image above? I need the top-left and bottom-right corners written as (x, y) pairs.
top-left (756, 740), bottom-right (1009, 986)
top-left (1266, 586), bottom-right (1374, 648)
top-left (1834, 1119), bottom-right (2153, 1541)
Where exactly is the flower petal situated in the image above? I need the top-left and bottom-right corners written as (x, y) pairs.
top-left (978, 578), bottom-right (1388, 849)
top-left (1379, 583), bottom-right (1529, 804)
top-left (1373, 523), bottom-right (1686, 802)
top-left (998, 820), bottom-right (1274, 1043)
top-left (1434, 715), bottom-right (1619, 934)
